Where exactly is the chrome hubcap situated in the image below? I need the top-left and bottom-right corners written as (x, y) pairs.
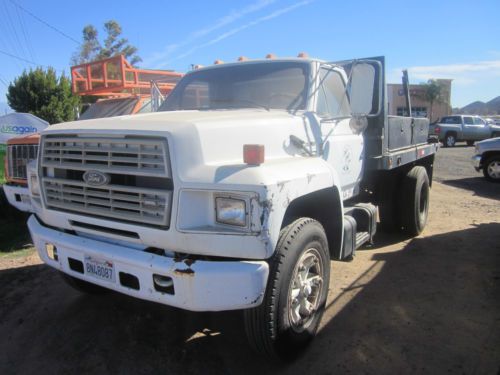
top-left (288, 248), bottom-right (324, 332)
top-left (487, 161), bottom-right (500, 179)
top-left (446, 136), bottom-right (454, 146)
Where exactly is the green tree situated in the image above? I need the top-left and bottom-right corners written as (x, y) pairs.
top-left (72, 20), bottom-right (141, 66)
top-left (6, 67), bottom-right (80, 124)
top-left (420, 79), bottom-right (447, 122)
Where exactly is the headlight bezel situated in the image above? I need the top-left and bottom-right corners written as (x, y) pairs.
top-left (29, 174), bottom-right (40, 197)
top-left (214, 194), bottom-right (249, 228)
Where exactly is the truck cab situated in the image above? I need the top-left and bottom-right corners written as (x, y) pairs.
top-left (27, 55), bottom-right (437, 359)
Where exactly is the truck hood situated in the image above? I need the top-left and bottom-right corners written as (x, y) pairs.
top-left (43, 109), bottom-right (310, 182)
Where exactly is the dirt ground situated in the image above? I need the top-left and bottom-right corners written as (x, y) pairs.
top-left (0, 146), bottom-right (499, 374)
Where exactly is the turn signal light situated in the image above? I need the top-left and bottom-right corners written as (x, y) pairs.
top-left (244, 144), bottom-right (265, 165)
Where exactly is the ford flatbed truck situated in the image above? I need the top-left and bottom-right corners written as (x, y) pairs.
top-left (27, 55), bottom-right (437, 359)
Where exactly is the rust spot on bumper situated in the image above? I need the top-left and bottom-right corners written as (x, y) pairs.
top-left (174, 268), bottom-right (195, 276)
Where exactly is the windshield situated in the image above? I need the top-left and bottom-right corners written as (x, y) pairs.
top-left (79, 98), bottom-right (139, 120)
top-left (159, 61), bottom-right (310, 112)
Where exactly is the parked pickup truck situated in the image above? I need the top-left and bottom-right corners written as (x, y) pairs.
top-left (472, 137), bottom-right (500, 182)
top-left (429, 115), bottom-right (500, 147)
top-left (27, 55), bottom-right (437, 359)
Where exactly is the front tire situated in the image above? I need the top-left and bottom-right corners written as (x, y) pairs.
top-left (483, 156), bottom-right (500, 182)
top-left (244, 218), bottom-right (330, 360)
top-left (466, 140), bottom-right (474, 146)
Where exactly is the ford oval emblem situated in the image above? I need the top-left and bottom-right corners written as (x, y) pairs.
top-left (83, 170), bottom-right (110, 186)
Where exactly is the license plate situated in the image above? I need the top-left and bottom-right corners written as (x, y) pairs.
top-left (84, 256), bottom-right (115, 283)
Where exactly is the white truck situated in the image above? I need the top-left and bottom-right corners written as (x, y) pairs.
top-left (27, 56), bottom-right (437, 359)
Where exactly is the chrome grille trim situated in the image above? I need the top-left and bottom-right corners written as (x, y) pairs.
top-left (40, 134), bottom-right (172, 228)
top-left (41, 136), bottom-right (170, 177)
top-left (7, 144), bottom-right (39, 180)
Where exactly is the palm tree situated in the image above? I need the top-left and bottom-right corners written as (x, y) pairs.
top-left (420, 80), bottom-right (446, 122)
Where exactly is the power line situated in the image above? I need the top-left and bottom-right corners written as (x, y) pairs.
top-left (14, 2), bottom-right (36, 62)
top-left (2, 1), bottom-right (30, 62)
top-left (0, 2), bottom-right (24, 69)
top-left (0, 48), bottom-right (37, 65)
top-left (9, 0), bottom-right (81, 46)
top-left (0, 49), bottom-right (66, 73)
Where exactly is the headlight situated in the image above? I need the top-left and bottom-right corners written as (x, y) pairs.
top-left (30, 174), bottom-right (40, 197)
top-left (215, 197), bottom-right (247, 227)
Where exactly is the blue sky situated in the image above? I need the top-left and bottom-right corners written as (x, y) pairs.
top-left (0, 0), bottom-right (499, 111)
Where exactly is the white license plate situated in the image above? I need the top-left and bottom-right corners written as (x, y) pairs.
top-left (84, 256), bottom-right (115, 283)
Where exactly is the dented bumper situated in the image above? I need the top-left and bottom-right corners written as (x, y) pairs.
top-left (28, 215), bottom-right (269, 311)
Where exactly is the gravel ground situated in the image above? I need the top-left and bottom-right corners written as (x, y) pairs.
top-left (0, 145), bottom-right (499, 374)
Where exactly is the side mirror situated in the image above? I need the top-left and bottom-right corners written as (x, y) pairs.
top-left (348, 61), bottom-right (383, 117)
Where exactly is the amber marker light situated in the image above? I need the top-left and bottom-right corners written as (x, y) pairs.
top-left (243, 144), bottom-right (265, 165)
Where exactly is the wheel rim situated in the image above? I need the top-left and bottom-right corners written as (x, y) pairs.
top-left (287, 248), bottom-right (324, 333)
top-left (487, 161), bottom-right (500, 179)
top-left (446, 136), bottom-right (454, 147)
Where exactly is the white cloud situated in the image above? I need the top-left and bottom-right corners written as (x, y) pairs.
top-left (165, 0), bottom-right (315, 65)
top-left (390, 60), bottom-right (500, 86)
top-left (144, 0), bottom-right (276, 66)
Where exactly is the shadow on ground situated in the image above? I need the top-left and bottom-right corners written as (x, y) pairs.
top-left (440, 177), bottom-right (499, 200)
top-left (1, 224), bottom-right (499, 374)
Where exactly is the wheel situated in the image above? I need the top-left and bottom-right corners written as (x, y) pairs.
top-left (492, 132), bottom-right (500, 138)
top-left (399, 166), bottom-right (430, 236)
top-left (444, 133), bottom-right (456, 147)
top-left (466, 140), bottom-right (474, 146)
top-left (60, 272), bottom-right (109, 294)
top-left (483, 156), bottom-right (500, 182)
top-left (244, 218), bottom-right (330, 360)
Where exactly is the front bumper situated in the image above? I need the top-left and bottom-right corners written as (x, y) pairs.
top-left (471, 155), bottom-right (482, 171)
top-left (3, 184), bottom-right (33, 212)
top-left (28, 215), bottom-right (269, 311)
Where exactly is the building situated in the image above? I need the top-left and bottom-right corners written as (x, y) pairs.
top-left (387, 79), bottom-right (452, 122)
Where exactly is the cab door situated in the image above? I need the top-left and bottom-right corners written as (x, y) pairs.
top-left (472, 117), bottom-right (491, 140)
top-left (462, 116), bottom-right (475, 140)
top-left (316, 67), bottom-right (364, 200)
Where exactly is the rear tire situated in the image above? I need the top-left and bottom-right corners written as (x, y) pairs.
top-left (60, 272), bottom-right (109, 294)
top-left (483, 156), bottom-right (500, 182)
top-left (399, 166), bottom-right (430, 236)
top-left (244, 218), bottom-right (330, 360)
top-left (444, 133), bottom-right (456, 147)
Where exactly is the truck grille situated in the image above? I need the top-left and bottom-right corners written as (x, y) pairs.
top-left (41, 136), bottom-right (169, 176)
top-left (40, 134), bottom-right (172, 228)
top-left (8, 144), bottom-right (39, 180)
